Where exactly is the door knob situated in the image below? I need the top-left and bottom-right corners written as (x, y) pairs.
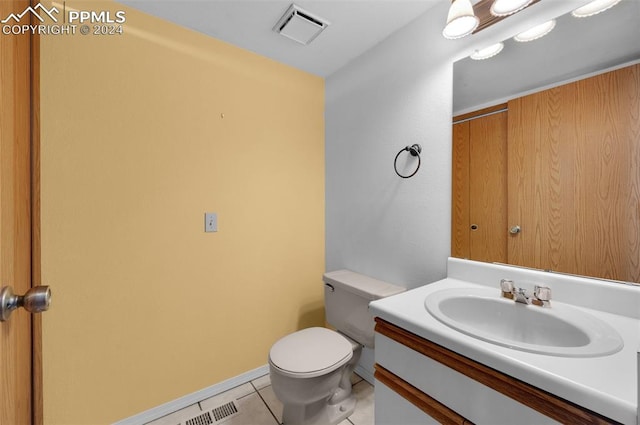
top-left (509, 225), bottom-right (521, 234)
top-left (0, 286), bottom-right (51, 322)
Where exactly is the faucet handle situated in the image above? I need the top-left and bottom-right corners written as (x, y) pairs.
top-left (500, 279), bottom-right (514, 299)
top-left (533, 285), bottom-right (552, 307)
top-left (534, 285), bottom-right (552, 301)
top-left (500, 279), bottom-right (514, 292)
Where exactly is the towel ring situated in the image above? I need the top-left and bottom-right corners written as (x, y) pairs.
top-left (394, 144), bottom-right (422, 178)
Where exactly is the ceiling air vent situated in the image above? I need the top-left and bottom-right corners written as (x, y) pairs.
top-left (273, 4), bottom-right (330, 45)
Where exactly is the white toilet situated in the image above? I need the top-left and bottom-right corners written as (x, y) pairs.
top-left (268, 270), bottom-right (405, 425)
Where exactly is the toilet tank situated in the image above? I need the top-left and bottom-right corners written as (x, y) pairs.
top-left (323, 270), bottom-right (405, 348)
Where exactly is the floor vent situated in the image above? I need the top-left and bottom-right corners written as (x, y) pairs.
top-left (211, 401), bottom-right (239, 422)
top-left (185, 411), bottom-right (213, 425)
top-left (184, 401), bottom-right (240, 425)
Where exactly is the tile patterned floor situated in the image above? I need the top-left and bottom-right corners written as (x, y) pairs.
top-left (147, 373), bottom-right (374, 425)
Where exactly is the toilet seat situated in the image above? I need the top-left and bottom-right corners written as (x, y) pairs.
top-left (269, 327), bottom-right (353, 378)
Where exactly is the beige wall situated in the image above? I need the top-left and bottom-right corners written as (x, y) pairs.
top-left (40, 2), bottom-right (325, 423)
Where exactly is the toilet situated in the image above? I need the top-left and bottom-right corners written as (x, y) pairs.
top-left (268, 270), bottom-right (405, 425)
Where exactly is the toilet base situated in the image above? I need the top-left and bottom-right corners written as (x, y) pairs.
top-left (282, 394), bottom-right (356, 425)
top-left (328, 393), bottom-right (356, 425)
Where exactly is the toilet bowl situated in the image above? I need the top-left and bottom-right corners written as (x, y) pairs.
top-left (269, 327), bottom-right (361, 425)
top-left (268, 270), bottom-right (405, 425)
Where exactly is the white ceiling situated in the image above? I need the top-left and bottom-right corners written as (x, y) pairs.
top-left (117, 0), bottom-right (640, 107)
top-left (117, 0), bottom-right (441, 77)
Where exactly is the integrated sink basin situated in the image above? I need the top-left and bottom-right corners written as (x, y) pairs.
top-left (425, 287), bottom-right (624, 357)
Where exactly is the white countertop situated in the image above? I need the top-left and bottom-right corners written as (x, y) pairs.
top-left (369, 259), bottom-right (640, 425)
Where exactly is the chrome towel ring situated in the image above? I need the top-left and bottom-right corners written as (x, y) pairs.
top-left (394, 144), bottom-right (422, 178)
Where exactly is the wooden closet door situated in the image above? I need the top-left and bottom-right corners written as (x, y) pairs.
top-left (452, 121), bottom-right (470, 259)
top-left (469, 112), bottom-right (508, 263)
top-left (508, 64), bottom-right (640, 282)
top-left (452, 111), bottom-right (508, 264)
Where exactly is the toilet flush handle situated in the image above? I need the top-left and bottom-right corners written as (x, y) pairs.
top-left (325, 283), bottom-right (335, 292)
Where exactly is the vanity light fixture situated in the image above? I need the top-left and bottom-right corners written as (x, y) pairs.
top-left (470, 42), bottom-right (504, 60)
top-left (513, 19), bottom-right (556, 42)
top-left (571, 0), bottom-right (621, 17)
top-left (443, 0), bottom-right (480, 39)
top-left (442, 0), bottom-right (540, 40)
top-left (490, 0), bottom-right (534, 17)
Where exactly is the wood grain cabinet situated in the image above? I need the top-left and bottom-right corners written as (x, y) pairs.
top-left (452, 64), bottom-right (640, 282)
top-left (374, 318), bottom-right (620, 425)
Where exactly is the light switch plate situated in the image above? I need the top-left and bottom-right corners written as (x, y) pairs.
top-left (205, 212), bottom-right (217, 232)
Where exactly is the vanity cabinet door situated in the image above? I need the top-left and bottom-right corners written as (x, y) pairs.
top-left (374, 319), bottom-right (619, 425)
top-left (375, 381), bottom-right (443, 425)
top-left (375, 333), bottom-right (557, 425)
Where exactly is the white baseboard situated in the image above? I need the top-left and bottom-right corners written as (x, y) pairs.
top-left (112, 364), bottom-right (270, 425)
top-left (114, 348), bottom-right (378, 425)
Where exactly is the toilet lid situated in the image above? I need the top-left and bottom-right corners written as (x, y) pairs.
top-left (269, 327), bottom-right (353, 378)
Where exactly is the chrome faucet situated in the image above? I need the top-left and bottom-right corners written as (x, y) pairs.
top-left (513, 287), bottom-right (531, 304)
top-left (500, 279), bottom-right (551, 307)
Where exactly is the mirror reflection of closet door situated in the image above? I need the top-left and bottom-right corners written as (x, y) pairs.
top-left (508, 64), bottom-right (640, 282)
top-left (452, 109), bottom-right (507, 264)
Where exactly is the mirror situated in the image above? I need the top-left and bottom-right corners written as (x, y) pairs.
top-left (452, 1), bottom-right (640, 283)
top-left (454, 0), bottom-right (640, 114)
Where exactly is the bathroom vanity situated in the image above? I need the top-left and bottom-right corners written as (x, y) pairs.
top-left (369, 258), bottom-right (640, 425)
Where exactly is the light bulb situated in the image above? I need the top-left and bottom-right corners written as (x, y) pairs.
top-left (514, 19), bottom-right (556, 42)
top-left (572, 0), bottom-right (622, 17)
top-left (470, 42), bottom-right (504, 60)
top-left (443, 0), bottom-right (480, 39)
top-left (490, 0), bottom-right (534, 17)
